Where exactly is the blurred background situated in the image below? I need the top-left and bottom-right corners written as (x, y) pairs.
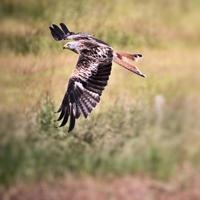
top-left (0, 0), bottom-right (200, 199)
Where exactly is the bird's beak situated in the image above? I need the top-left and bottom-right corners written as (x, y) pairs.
top-left (63, 43), bottom-right (68, 49)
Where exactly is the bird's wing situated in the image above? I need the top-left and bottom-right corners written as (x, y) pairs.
top-left (49, 23), bottom-right (91, 41)
top-left (49, 23), bottom-right (109, 45)
top-left (57, 55), bottom-right (112, 132)
top-left (49, 23), bottom-right (72, 40)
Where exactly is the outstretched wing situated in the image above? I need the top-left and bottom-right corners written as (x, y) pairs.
top-left (57, 55), bottom-right (112, 132)
top-left (49, 23), bottom-right (109, 45)
top-left (49, 23), bottom-right (73, 40)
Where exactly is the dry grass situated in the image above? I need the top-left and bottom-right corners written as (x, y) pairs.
top-left (3, 173), bottom-right (200, 200)
top-left (1, 47), bottom-right (199, 110)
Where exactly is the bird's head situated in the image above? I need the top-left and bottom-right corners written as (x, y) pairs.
top-left (63, 41), bottom-right (80, 53)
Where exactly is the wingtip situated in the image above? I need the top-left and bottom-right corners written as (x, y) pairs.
top-left (55, 107), bottom-right (61, 113)
top-left (59, 22), bottom-right (65, 26)
top-left (59, 124), bottom-right (64, 128)
top-left (134, 69), bottom-right (146, 78)
top-left (68, 125), bottom-right (75, 132)
top-left (141, 73), bottom-right (147, 78)
top-left (60, 22), bottom-right (70, 35)
top-left (68, 128), bottom-right (73, 133)
top-left (52, 23), bottom-right (57, 27)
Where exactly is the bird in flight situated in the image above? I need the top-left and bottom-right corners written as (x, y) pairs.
top-left (49, 23), bottom-right (146, 132)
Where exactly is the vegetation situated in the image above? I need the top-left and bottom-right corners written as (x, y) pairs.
top-left (0, 0), bottom-right (200, 188)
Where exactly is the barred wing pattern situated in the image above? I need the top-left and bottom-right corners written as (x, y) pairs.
top-left (57, 55), bottom-right (112, 132)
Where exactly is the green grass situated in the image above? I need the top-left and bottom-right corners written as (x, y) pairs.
top-left (0, 92), bottom-right (198, 186)
top-left (0, 0), bottom-right (200, 188)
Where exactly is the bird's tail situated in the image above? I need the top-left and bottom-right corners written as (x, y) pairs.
top-left (113, 51), bottom-right (146, 78)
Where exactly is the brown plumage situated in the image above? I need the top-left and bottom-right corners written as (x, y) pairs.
top-left (49, 23), bottom-right (146, 132)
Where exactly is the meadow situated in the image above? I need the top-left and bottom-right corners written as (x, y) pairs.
top-left (0, 0), bottom-right (200, 198)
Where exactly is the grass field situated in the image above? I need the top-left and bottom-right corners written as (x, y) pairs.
top-left (1, 0), bottom-right (200, 198)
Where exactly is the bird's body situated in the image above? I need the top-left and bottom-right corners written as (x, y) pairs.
top-left (49, 23), bottom-right (145, 132)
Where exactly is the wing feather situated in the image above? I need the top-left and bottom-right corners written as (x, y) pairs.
top-left (68, 105), bottom-right (76, 132)
top-left (60, 23), bottom-right (70, 34)
top-left (59, 107), bottom-right (69, 127)
top-left (49, 23), bottom-right (71, 41)
top-left (49, 23), bottom-right (109, 45)
top-left (57, 55), bottom-right (112, 132)
top-left (57, 109), bottom-right (65, 121)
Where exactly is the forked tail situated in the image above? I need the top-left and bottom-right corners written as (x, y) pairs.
top-left (113, 51), bottom-right (146, 78)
